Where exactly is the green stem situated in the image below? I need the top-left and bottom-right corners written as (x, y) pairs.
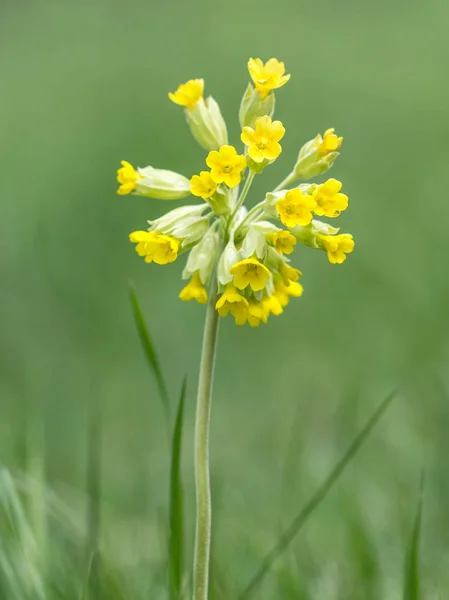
top-left (272, 171), bottom-right (296, 193)
top-left (229, 170), bottom-right (256, 224)
top-left (193, 275), bottom-right (220, 600)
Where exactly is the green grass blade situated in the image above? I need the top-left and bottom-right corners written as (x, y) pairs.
top-left (129, 284), bottom-right (170, 421)
top-left (403, 473), bottom-right (425, 600)
top-left (238, 390), bottom-right (397, 600)
top-left (169, 377), bottom-right (187, 600)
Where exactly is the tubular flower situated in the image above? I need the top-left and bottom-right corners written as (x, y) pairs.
top-left (318, 128), bottom-right (343, 157)
top-left (169, 79), bottom-right (204, 109)
top-left (313, 178), bottom-right (348, 218)
top-left (276, 189), bottom-right (317, 228)
top-left (179, 272), bottom-right (208, 304)
top-left (206, 145), bottom-right (246, 188)
top-left (117, 161), bottom-right (142, 195)
top-left (129, 230), bottom-right (181, 265)
top-left (190, 171), bottom-right (217, 199)
top-left (121, 56), bottom-right (354, 326)
top-left (248, 58), bottom-right (290, 100)
top-left (230, 257), bottom-right (271, 292)
top-left (318, 233), bottom-right (355, 264)
top-left (241, 116), bottom-right (285, 163)
top-left (267, 230), bottom-right (296, 254)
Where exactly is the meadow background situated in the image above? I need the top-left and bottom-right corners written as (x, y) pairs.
top-left (1, 0), bottom-right (449, 598)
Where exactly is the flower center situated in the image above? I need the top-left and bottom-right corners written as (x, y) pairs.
top-left (222, 164), bottom-right (233, 173)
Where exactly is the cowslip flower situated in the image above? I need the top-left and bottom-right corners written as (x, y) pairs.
top-left (313, 179), bottom-right (348, 218)
top-left (117, 161), bottom-right (142, 195)
top-left (190, 171), bottom-right (217, 199)
top-left (318, 233), bottom-right (355, 264)
top-left (241, 115), bottom-right (285, 163)
top-left (267, 230), bottom-right (296, 254)
top-left (206, 145), bottom-right (246, 188)
top-left (169, 79), bottom-right (204, 109)
top-left (318, 128), bottom-right (343, 157)
top-left (248, 58), bottom-right (290, 99)
top-left (179, 272), bottom-right (208, 304)
top-left (129, 231), bottom-right (181, 264)
top-left (215, 284), bottom-right (249, 323)
top-left (229, 257), bottom-right (271, 292)
top-left (276, 189), bottom-right (317, 228)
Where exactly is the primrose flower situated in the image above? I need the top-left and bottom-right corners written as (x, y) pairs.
top-left (267, 230), bottom-right (296, 254)
top-left (313, 179), bottom-right (348, 218)
top-left (318, 233), bottom-right (355, 264)
top-left (169, 79), bottom-right (204, 109)
top-left (241, 116), bottom-right (285, 163)
top-left (179, 272), bottom-right (208, 304)
top-left (121, 56), bottom-right (354, 327)
top-left (230, 257), bottom-right (271, 292)
top-left (206, 145), bottom-right (247, 188)
top-left (276, 189), bottom-right (317, 228)
top-left (248, 58), bottom-right (290, 99)
top-left (318, 128), bottom-right (343, 157)
top-left (190, 171), bottom-right (217, 199)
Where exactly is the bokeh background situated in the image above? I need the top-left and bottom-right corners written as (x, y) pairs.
top-left (1, 0), bottom-right (449, 598)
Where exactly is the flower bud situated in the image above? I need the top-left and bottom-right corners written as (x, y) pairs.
top-left (135, 166), bottom-right (191, 199)
top-left (241, 227), bottom-right (267, 259)
top-left (239, 83), bottom-right (275, 129)
top-left (217, 240), bottom-right (240, 285)
top-left (291, 219), bottom-right (340, 248)
top-left (184, 96), bottom-right (228, 151)
top-left (182, 227), bottom-right (220, 284)
top-left (293, 129), bottom-right (342, 180)
top-left (149, 204), bottom-right (211, 247)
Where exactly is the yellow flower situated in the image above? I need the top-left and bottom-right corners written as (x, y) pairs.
top-left (117, 160), bottom-right (142, 195)
top-left (230, 257), bottom-right (271, 292)
top-left (190, 171), bottom-right (217, 199)
top-left (274, 281), bottom-right (304, 307)
top-left (179, 272), bottom-right (208, 304)
top-left (248, 58), bottom-right (290, 100)
top-left (262, 294), bottom-right (283, 317)
top-left (245, 300), bottom-right (267, 327)
top-left (216, 284), bottom-right (249, 322)
top-left (313, 179), bottom-right (348, 218)
top-left (206, 145), bottom-right (247, 188)
top-left (280, 264), bottom-right (302, 285)
top-left (129, 230), bottom-right (181, 265)
top-left (241, 116), bottom-right (285, 163)
top-left (317, 128), bottom-right (343, 157)
top-left (319, 234), bottom-right (355, 264)
top-left (276, 189), bottom-right (317, 228)
top-left (267, 230), bottom-right (296, 255)
top-left (168, 79), bottom-right (204, 110)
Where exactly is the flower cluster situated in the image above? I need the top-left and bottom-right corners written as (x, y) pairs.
top-left (118, 58), bottom-right (354, 327)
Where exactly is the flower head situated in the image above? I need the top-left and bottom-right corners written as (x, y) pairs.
top-left (169, 79), bottom-right (204, 109)
top-left (313, 179), bottom-right (348, 218)
top-left (129, 230), bottom-right (181, 265)
top-left (248, 58), bottom-right (290, 100)
top-left (190, 171), bottom-right (217, 199)
top-left (276, 189), bottom-right (317, 228)
top-left (229, 257), bottom-right (271, 291)
top-left (274, 280), bottom-right (304, 307)
top-left (319, 233), bottom-right (355, 264)
top-left (216, 285), bottom-right (249, 323)
top-left (117, 161), bottom-right (142, 195)
top-left (267, 230), bottom-right (296, 254)
top-left (241, 116), bottom-right (285, 164)
top-left (179, 272), bottom-right (208, 304)
top-left (318, 128), bottom-right (343, 157)
top-left (206, 145), bottom-right (247, 188)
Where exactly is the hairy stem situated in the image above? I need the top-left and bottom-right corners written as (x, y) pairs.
top-left (193, 276), bottom-right (220, 600)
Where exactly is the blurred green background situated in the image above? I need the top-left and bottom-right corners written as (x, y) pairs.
top-left (1, 0), bottom-right (449, 597)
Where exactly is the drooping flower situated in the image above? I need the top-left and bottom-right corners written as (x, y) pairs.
top-left (274, 280), bottom-right (304, 307)
top-left (262, 294), bottom-right (284, 317)
top-left (190, 171), bottom-right (217, 199)
top-left (117, 161), bottom-right (142, 195)
top-left (276, 189), bottom-right (317, 228)
top-left (248, 58), bottom-right (290, 99)
top-left (267, 230), bottom-right (296, 254)
top-left (241, 116), bottom-right (285, 163)
top-left (169, 79), bottom-right (204, 109)
top-left (129, 231), bottom-right (181, 264)
top-left (280, 264), bottom-right (302, 285)
top-left (179, 272), bottom-right (208, 304)
top-left (206, 145), bottom-right (247, 188)
top-left (318, 233), bottom-right (355, 264)
top-left (215, 284), bottom-right (249, 323)
top-left (229, 257), bottom-right (271, 292)
top-left (317, 128), bottom-right (343, 157)
top-left (313, 179), bottom-right (348, 218)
